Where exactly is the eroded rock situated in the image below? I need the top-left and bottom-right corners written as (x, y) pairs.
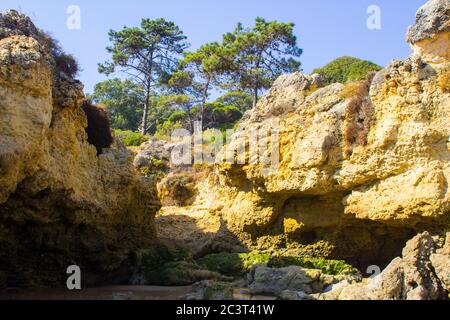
top-left (320, 233), bottom-right (450, 300)
top-left (189, 0), bottom-right (450, 269)
top-left (0, 10), bottom-right (160, 286)
top-left (248, 265), bottom-right (357, 297)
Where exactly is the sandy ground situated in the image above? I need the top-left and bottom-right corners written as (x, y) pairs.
top-left (0, 285), bottom-right (194, 300)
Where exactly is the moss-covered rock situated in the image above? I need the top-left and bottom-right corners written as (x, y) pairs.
top-left (197, 252), bottom-right (271, 277)
top-left (131, 244), bottom-right (230, 286)
top-left (141, 261), bottom-right (226, 286)
top-left (270, 256), bottom-right (358, 276)
top-left (196, 251), bottom-right (358, 277)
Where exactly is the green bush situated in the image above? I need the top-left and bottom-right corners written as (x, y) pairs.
top-left (114, 129), bottom-right (148, 147)
top-left (313, 56), bottom-right (381, 86)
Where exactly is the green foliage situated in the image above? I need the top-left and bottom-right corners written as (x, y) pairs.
top-left (216, 91), bottom-right (253, 113)
top-left (168, 110), bottom-right (187, 123)
top-left (99, 18), bottom-right (189, 134)
top-left (92, 78), bottom-right (145, 131)
top-left (170, 42), bottom-right (236, 130)
top-left (202, 102), bottom-right (243, 130)
top-left (114, 129), bottom-right (148, 147)
top-left (312, 56), bottom-right (381, 86)
top-left (222, 17), bottom-right (303, 107)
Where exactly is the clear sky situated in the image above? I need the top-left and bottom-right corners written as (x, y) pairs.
top-left (1, 0), bottom-right (426, 94)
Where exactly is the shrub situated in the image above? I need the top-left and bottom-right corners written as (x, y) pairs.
top-left (114, 129), bottom-right (148, 147)
top-left (53, 52), bottom-right (79, 78)
top-left (341, 73), bottom-right (376, 156)
top-left (313, 56), bottom-right (381, 86)
top-left (38, 32), bottom-right (80, 78)
top-left (155, 120), bottom-right (183, 139)
top-left (81, 100), bottom-right (114, 155)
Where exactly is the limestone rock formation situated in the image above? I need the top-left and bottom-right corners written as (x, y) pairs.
top-left (319, 232), bottom-right (450, 300)
top-left (407, 0), bottom-right (449, 44)
top-left (407, 0), bottom-right (449, 64)
top-left (189, 0), bottom-right (450, 269)
top-left (0, 10), bottom-right (160, 286)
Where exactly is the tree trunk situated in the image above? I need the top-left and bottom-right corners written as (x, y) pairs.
top-left (140, 63), bottom-right (153, 135)
top-left (187, 106), bottom-right (194, 133)
top-left (252, 86), bottom-right (258, 109)
top-left (141, 87), bottom-right (150, 135)
top-left (200, 79), bottom-right (210, 131)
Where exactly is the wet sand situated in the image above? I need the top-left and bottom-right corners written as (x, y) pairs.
top-left (0, 285), bottom-right (193, 300)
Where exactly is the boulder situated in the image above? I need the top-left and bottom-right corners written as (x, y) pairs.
top-left (184, 280), bottom-right (234, 300)
top-left (247, 265), bottom-right (355, 297)
top-left (321, 233), bottom-right (450, 300)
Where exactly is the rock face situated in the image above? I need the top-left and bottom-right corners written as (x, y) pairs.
top-left (192, 0), bottom-right (450, 269)
top-left (407, 0), bottom-right (449, 44)
top-left (134, 138), bottom-right (200, 207)
top-left (321, 232), bottom-right (450, 300)
top-left (407, 0), bottom-right (449, 64)
top-left (0, 11), bottom-right (160, 286)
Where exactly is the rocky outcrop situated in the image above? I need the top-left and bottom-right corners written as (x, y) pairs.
top-left (189, 0), bottom-right (450, 270)
top-left (319, 232), bottom-right (450, 300)
top-left (0, 10), bottom-right (160, 286)
top-left (407, 0), bottom-right (449, 64)
top-left (248, 265), bottom-right (358, 297)
top-left (407, 0), bottom-right (449, 44)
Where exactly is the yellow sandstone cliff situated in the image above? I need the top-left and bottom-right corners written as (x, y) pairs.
top-left (182, 0), bottom-right (450, 268)
top-left (0, 11), bottom-right (160, 286)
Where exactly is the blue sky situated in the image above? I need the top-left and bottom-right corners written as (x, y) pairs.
top-left (1, 0), bottom-right (426, 94)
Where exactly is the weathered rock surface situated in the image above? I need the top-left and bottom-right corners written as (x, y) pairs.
top-left (319, 232), bottom-right (450, 300)
top-left (248, 265), bottom-right (357, 297)
top-left (407, 0), bottom-right (449, 64)
top-left (407, 0), bottom-right (449, 44)
top-left (184, 280), bottom-right (234, 300)
top-left (185, 0), bottom-right (450, 270)
top-left (0, 10), bottom-right (160, 286)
